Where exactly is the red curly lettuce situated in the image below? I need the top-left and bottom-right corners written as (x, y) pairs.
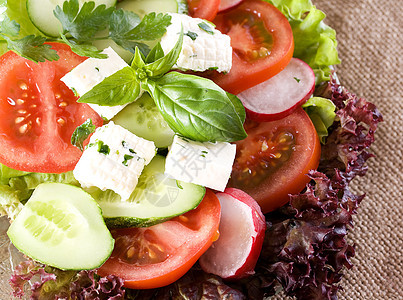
top-left (128, 77), bottom-right (382, 300)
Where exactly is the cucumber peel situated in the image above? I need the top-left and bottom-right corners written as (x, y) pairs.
top-left (7, 183), bottom-right (114, 270)
top-left (90, 155), bottom-right (205, 228)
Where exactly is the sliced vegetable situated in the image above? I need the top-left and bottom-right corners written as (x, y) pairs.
top-left (210, 0), bottom-right (294, 94)
top-left (97, 189), bottom-right (221, 289)
top-left (199, 188), bottom-right (265, 279)
top-left (0, 42), bottom-right (103, 173)
top-left (112, 92), bottom-right (175, 148)
top-left (187, 0), bottom-right (220, 20)
top-left (219, 0), bottom-right (244, 12)
top-left (238, 57), bottom-right (315, 122)
top-left (229, 107), bottom-right (321, 213)
top-left (117, 0), bottom-right (188, 18)
top-left (90, 155), bottom-right (205, 228)
top-left (27, 0), bottom-right (117, 37)
top-left (7, 182), bottom-right (114, 270)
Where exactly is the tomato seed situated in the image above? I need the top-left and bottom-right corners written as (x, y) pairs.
top-left (21, 93), bottom-right (28, 98)
top-left (178, 215), bottom-right (189, 223)
top-left (126, 246), bottom-right (136, 259)
top-left (16, 99), bottom-right (25, 105)
top-left (36, 117), bottom-right (41, 126)
top-left (15, 117), bottom-right (25, 124)
top-left (17, 109), bottom-right (27, 114)
top-left (59, 102), bottom-right (68, 107)
top-left (18, 80), bottom-right (28, 90)
top-left (57, 118), bottom-right (66, 126)
top-left (19, 124), bottom-right (29, 134)
top-left (55, 93), bottom-right (61, 99)
top-left (30, 104), bottom-right (37, 108)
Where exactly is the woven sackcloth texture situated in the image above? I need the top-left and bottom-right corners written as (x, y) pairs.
top-left (270, 0), bottom-right (403, 299)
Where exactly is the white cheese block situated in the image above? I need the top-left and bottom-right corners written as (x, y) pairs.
top-left (73, 122), bottom-right (156, 200)
top-left (160, 13), bottom-right (232, 73)
top-left (164, 135), bottom-right (236, 191)
top-left (61, 47), bottom-right (130, 120)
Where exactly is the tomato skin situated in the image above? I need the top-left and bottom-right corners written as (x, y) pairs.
top-left (229, 108), bottom-right (321, 213)
top-left (97, 189), bottom-right (221, 289)
top-left (211, 0), bottom-right (294, 94)
top-left (187, 0), bottom-right (220, 21)
top-left (0, 43), bottom-right (103, 173)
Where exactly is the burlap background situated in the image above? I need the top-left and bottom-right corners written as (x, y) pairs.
top-left (273, 0), bottom-right (402, 299)
top-left (0, 0), bottom-right (401, 299)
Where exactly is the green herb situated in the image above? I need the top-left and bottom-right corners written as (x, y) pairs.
top-left (145, 43), bottom-right (165, 63)
top-left (77, 31), bottom-right (246, 143)
top-left (71, 119), bottom-right (96, 151)
top-left (185, 31), bottom-right (198, 41)
top-left (146, 72), bottom-right (247, 142)
top-left (122, 154), bottom-right (134, 166)
top-left (0, 0), bottom-right (173, 62)
top-left (208, 67), bottom-right (218, 71)
top-left (97, 140), bottom-right (110, 155)
top-left (176, 180), bottom-right (183, 189)
top-left (0, 17), bottom-right (58, 62)
top-left (294, 77), bottom-right (301, 83)
top-left (198, 22), bottom-right (214, 35)
top-left (78, 67), bottom-right (142, 106)
top-left (54, 0), bottom-right (114, 41)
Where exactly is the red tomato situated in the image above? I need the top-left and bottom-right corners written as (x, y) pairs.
top-left (211, 0), bottom-right (294, 94)
top-left (187, 0), bottom-right (220, 21)
top-left (97, 189), bottom-right (221, 289)
top-left (0, 43), bottom-right (103, 173)
top-left (228, 108), bottom-right (321, 213)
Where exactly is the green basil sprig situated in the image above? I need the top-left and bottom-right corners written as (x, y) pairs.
top-left (78, 31), bottom-right (247, 143)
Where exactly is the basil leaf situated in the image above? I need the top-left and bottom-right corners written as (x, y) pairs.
top-left (145, 42), bottom-right (165, 63)
top-left (78, 66), bottom-right (141, 106)
top-left (146, 72), bottom-right (247, 142)
top-left (226, 92), bottom-right (246, 124)
top-left (71, 118), bottom-right (96, 151)
top-left (145, 29), bottom-right (183, 78)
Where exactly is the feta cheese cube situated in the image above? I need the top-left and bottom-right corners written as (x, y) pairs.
top-left (61, 47), bottom-right (131, 120)
top-left (164, 135), bottom-right (236, 191)
top-left (73, 122), bottom-right (156, 200)
top-left (160, 13), bottom-right (232, 73)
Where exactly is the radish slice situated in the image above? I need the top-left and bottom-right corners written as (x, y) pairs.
top-left (199, 188), bottom-right (266, 279)
top-left (237, 58), bottom-right (315, 122)
top-left (219, 0), bottom-right (243, 12)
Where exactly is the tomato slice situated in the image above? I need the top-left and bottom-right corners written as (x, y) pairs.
top-left (0, 43), bottom-right (103, 173)
top-left (97, 189), bottom-right (221, 289)
top-left (187, 0), bottom-right (220, 21)
top-left (228, 108), bottom-right (321, 213)
top-left (210, 0), bottom-right (294, 94)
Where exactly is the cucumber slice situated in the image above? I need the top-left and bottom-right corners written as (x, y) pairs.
top-left (7, 183), bottom-right (114, 270)
top-left (89, 155), bottom-right (205, 228)
top-left (27, 0), bottom-right (117, 37)
top-left (117, 0), bottom-right (188, 18)
top-left (112, 92), bottom-right (175, 148)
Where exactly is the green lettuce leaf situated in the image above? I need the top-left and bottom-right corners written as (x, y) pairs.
top-left (0, 185), bottom-right (24, 221)
top-left (302, 96), bottom-right (336, 143)
top-left (266, 0), bottom-right (340, 83)
top-left (5, 0), bottom-right (42, 37)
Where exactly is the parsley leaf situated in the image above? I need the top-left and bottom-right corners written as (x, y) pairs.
top-left (71, 119), bottom-right (96, 151)
top-left (60, 34), bottom-right (107, 59)
top-left (3, 35), bottom-right (59, 62)
top-left (54, 0), bottom-right (114, 41)
top-left (0, 17), bottom-right (58, 62)
top-left (0, 17), bottom-right (20, 37)
top-left (114, 12), bottom-right (172, 41)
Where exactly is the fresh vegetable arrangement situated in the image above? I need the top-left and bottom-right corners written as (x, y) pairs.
top-left (0, 0), bottom-right (382, 300)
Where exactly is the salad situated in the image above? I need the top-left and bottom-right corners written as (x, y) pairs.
top-left (0, 0), bottom-right (382, 299)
